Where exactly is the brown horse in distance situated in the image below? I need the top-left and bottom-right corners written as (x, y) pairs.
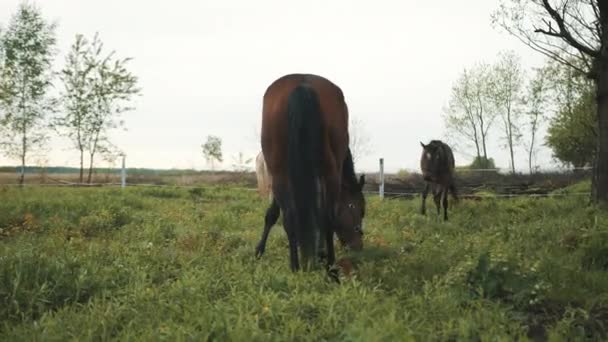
top-left (260, 73), bottom-right (364, 276)
top-left (420, 140), bottom-right (458, 221)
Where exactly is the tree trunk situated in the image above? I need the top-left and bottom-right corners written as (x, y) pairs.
top-left (19, 124), bottom-right (26, 186)
top-left (594, 4), bottom-right (608, 204)
top-left (508, 123), bottom-right (516, 173)
top-left (528, 134), bottom-right (535, 174)
top-left (79, 149), bottom-right (84, 183)
top-left (87, 153), bottom-right (95, 184)
top-left (479, 112), bottom-right (489, 168)
top-left (78, 125), bottom-right (84, 183)
top-left (473, 130), bottom-right (482, 161)
top-left (596, 64), bottom-right (608, 203)
top-left (481, 131), bottom-right (489, 168)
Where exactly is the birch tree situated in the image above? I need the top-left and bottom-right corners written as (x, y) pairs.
top-left (55, 32), bottom-right (139, 183)
top-left (0, 3), bottom-right (56, 185)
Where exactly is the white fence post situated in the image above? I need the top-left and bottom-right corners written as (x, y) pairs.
top-left (121, 154), bottom-right (126, 189)
top-left (379, 158), bottom-right (384, 200)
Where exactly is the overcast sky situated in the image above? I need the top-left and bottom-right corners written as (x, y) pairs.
top-left (1, 0), bottom-right (557, 173)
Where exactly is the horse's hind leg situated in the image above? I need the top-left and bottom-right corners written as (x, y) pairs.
top-left (421, 183), bottom-right (430, 215)
top-left (433, 188), bottom-right (441, 217)
top-left (255, 198), bottom-right (280, 258)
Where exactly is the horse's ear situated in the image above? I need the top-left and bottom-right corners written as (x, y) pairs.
top-left (359, 174), bottom-right (365, 189)
top-left (420, 141), bottom-right (426, 149)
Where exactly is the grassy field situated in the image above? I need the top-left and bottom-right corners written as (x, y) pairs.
top-left (1, 184), bottom-right (608, 340)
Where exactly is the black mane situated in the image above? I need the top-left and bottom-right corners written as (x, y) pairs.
top-left (342, 148), bottom-right (359, 188)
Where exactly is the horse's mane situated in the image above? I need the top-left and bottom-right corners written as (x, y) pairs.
top-left (342, 148), bottom-right (359, 188)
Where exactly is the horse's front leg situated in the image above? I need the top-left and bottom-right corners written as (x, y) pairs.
top-left (324, 174), bottom-right (340, 282)
top-left (255, 197), bottom-right (280, 258)
top-left (421, 183), bottom-right (430, 215)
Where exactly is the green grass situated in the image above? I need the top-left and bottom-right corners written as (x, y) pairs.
top-left (1, 185), bottom-right (608, 340)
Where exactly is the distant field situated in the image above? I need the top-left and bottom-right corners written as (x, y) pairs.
top-left (0, 170), bottom-right (258, 187)
top-left (0, 167), bottom-right (591, 198)
top-left (1, 183), bottom-right (607, 340)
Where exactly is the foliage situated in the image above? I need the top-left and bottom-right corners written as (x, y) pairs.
top-left (545, 81), bottom-right (597, 168)
top-left (0, 2), bottom-right (56, 185)
top-left (69, 33), bottom-right (139, 184)
top-left (55, 34), bottom-right (96, 182)
top-left (469, 156), bottom-right (497, 170)
top-left (202, 135), bottom-right (223, 170)
top-left (1, 186), bottom-right (608, 340)
top-left (492, 0), bottom-right (607, 203)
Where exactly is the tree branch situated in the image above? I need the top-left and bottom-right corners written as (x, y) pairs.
top-left (539, 0), bottom-right (600, 57)
top-left (534, 26), bottom-right (562, 37)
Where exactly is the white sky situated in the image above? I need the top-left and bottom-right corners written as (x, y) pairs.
top-left (1, 0), bottom-right (558, 173)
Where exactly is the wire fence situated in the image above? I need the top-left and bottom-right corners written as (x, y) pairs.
top-left (0, 158), bottom-right (593, 200)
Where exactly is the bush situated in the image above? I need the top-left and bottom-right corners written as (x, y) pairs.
top-left (469, 156), bottom-right (496, 170)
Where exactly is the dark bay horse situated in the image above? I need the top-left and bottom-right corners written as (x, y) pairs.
top-left (260, 73), bottom-right (364, 274)
top-left (255, 148), bottom-right (366, 259)
top-left (420, 140), bottom-right (458, 221)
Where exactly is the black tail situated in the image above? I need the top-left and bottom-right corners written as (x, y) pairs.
top-left (287, 84), bottom-right (323, 270)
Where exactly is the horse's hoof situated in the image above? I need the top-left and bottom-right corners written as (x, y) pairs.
top-left (255, 244), bottom-right (265, 258)
top-left (327, 265), bottom-right (340, 283)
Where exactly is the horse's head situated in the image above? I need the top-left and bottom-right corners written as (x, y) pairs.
top-left (335, 175), bottom-right (366, 251)
top-left (420, 141), bottom-right (444, 182)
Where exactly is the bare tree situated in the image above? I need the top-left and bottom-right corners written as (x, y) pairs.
top-left (443, 63), bottom-right (497, 168)
top-left (231, 152), bottom-right (253, 173)
top-left (493, 0), bottom-right (608, 202)
top-left (349, 115), bottom-right (372, 163)
top-left (490, 51), bottom-right (524, 173)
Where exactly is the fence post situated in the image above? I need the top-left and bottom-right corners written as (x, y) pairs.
top-left (121, 154), bottom-right (126, 189)
top-left (379, 158), bottom-right (384, 200)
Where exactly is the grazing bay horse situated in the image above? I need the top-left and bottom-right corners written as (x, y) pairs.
top-left (255, 148), bottom-right (366, 258)
top-left (260, 73), bottom-right (364, 274)
top-left (420, 140), bottom-right (458, 221)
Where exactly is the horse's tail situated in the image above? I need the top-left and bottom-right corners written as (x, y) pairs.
top-left (287, 84), bottom-right (323, 270)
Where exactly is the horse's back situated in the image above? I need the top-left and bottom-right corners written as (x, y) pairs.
top-left (261, 73), bottom-right (349, 179)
